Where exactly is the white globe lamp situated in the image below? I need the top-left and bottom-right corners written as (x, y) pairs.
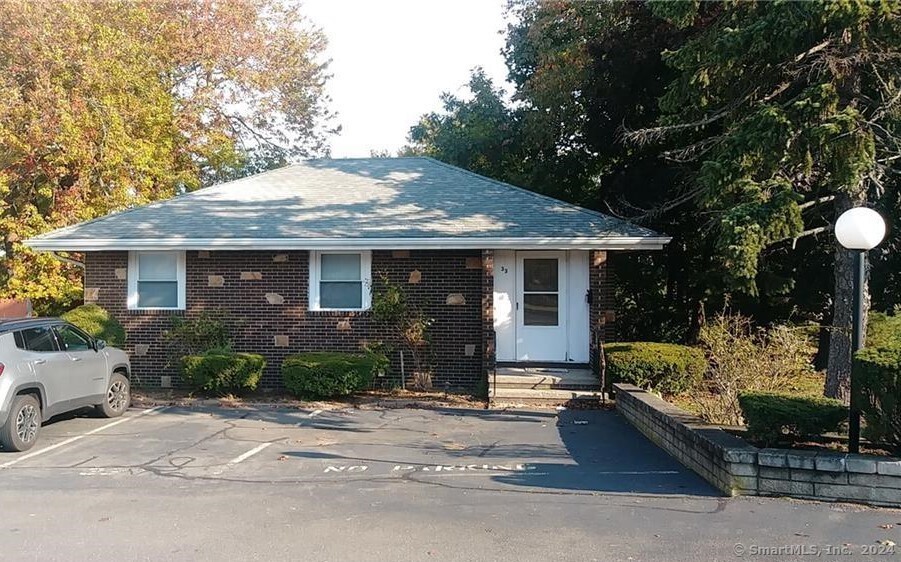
top-left (835, 207), bottom-right (886, 250)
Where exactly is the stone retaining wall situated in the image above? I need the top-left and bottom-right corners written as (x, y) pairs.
top-left (614, 383), bottom-right (901, 508)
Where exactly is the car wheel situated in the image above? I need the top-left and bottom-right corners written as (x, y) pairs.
top-left (0, 394), bottom-right (42, 452)
top-left (96, 373), bottom-right (130, 418)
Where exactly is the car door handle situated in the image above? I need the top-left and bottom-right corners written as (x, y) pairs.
top-left (33, 359), bottom-right (46, 365)
top-left (70, 356), bottom-right (82, 362)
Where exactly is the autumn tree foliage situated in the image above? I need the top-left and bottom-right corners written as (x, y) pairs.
top-left (0, 0), bottom-right (334, 312)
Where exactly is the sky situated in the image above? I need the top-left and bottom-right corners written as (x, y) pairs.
top-left (302, 0), bottom-right (511, 158)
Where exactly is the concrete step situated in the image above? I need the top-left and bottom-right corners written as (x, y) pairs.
top-left (492, 367), bottom-right (598, 391)
top-left (489, 388), bottom-right (604, 401)
top-left (489, 388), bottom-right (607, 408)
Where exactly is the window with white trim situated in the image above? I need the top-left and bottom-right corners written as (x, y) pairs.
top-left (127, 251), bottom-right (186, 310)
top-left (309, 251), bottom-right (371, 311)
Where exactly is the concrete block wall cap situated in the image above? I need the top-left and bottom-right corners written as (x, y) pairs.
top-left (723, 448), bottom-right (758, 464)
top-left (785, 449), bottom-right (818, 470)
top-left (877, 460), bottom-right (901, 476)
top-left (845, 455), bottom-right (879, 474)
top-left (814, 453), bottom-right (847, 472)
top-left (758, 449), bottom-right (789, 468)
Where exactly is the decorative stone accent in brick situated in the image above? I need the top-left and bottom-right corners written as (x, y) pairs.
top-left (408, 270), bottom-right (422, 284)
top-left (465, 257), bottom-right (482, 269)
top-left (198, 251), bottom-right (210, 259)
top-left (265, 293), bottom-right (285, 305)
top-left (336, 319), bottom-right (351, 332)
top-left (273, 335), bottom-right (289, 347)
top-left (604, 310), bottom-right (616, 322)
top-left (592, 251), bottom-right (607, 266)
top-left (208, 275), bottom-right (225, 288)
top-left (464, 344), bottom-right (475, 356)
top-left (240, 271), bottom-right (263, 280)
top-left (134, 344), bottom-right (150, 356)
top-left (160, 376), bottom-right (172, 389)
top-left (273, 254), bottom-right (288, 263)
top-left (392, 250), bottom-right (410, 258)
top-left (84, 288), bottom-right (100, 302)
top-left (446, 293), bottom-right (465, 305)
top-left (114, 268), bottom-right (127, 280)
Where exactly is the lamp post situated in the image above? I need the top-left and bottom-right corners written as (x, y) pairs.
top-left (834, 207), bottom-right (886, 454)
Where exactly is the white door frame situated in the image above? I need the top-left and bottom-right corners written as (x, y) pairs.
top-left (514, 251), bottom-right (568, 362)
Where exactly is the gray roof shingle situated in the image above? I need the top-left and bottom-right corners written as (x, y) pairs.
top-left (26, 157), bottom-right (669, 250)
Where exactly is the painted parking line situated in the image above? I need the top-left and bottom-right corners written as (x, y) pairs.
top-left (0, 406), bottom-right (167, 469)
top-left (227, 442), bottom-right (273, 465)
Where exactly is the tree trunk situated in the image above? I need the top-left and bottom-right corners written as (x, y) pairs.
top-left (825, 191), bottom-right (869, 401)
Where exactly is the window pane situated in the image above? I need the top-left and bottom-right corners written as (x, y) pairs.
top-left (524, 294), bottom-right (558, 326)
top-left (320, 281), bottom-right (362, 309)
top-left (57, 326), bottom-right (92, 351)
top-left (21, 327), bottom-right (58, 352)
top-left (321, 254), bottom-right (361, 281)
top-left (138, 253), bottom-right (178, 281)
top-left (523, 259), bottom-right (558, 292)
top-left (138, 281), bottom-right (178, 308)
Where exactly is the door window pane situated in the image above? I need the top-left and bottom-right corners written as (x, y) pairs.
top-left (321, 282), bottom-right (363, 309)
top-left (19, 327), bottom-right (59, 352)
top-left (523, 259), bottom-right (558, 292)
top-left (137, 281), bottom-right (179, 308)
top-left (56, 325), bottom-right (92, 351)
top-left (524, 294), bottom-right (559, 326)
top-left (321, 254), bottom-right (361, 281)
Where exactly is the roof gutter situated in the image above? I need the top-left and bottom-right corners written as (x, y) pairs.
top-left (23, 236), bottom-right (672, 252)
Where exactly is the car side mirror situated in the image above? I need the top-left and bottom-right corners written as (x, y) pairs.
top-left (95, 339), bottom-right (107, 351)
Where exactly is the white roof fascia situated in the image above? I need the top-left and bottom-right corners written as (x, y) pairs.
top-left (24, 236), bottom-right (672, 252)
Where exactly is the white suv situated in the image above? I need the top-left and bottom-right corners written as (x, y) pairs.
top-left (0, 318), bottom-right (132, 452)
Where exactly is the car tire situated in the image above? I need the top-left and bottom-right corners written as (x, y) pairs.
top-left (0, 394), bottom-right (42, 452)
top-left (96, 373), bottom-right (130, 418)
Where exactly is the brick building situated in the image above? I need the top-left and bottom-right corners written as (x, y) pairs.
top-left (26, 158), bottom-right (669, 395)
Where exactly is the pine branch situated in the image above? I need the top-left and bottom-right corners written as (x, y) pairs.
top-left (798, 195), bottom-right (835, 210)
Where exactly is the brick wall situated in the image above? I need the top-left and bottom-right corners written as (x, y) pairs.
top-left (85, 250), bottom-right (485, 391)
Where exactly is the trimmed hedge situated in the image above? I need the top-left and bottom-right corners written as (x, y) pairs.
top-left (867, 312), bottom-right (901, 350)
top-left (854, 347), bottom-right (901, 453)
top-left (282, 352), bottom-right (386, 399)
top-left (738, 391), bottom-right (847, 445)
top-left (61, 304), bottom-right (125, 347)
top-left (181, 351), bottom-right (266, 394)
top-left (605, 342), bottom-right (707, 395)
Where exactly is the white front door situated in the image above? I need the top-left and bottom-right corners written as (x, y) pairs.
top-left (515, 251), bottom-right (567, 361)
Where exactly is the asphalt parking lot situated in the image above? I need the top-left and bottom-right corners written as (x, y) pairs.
top-left (0, 405), bottom-right (898, 561)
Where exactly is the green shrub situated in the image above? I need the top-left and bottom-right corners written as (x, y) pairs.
top-left (181, 351), bottom-right (266, 394)
top-left (867, 312), bottom-right (901, 351)
top-left (738, 391), bottom-right (847, 445)
top-left (282, 352), bottom-right (386, 399)
top-left (165, 310), bottom-right (230, 355)
top-left (605, 342), bottom-right (707, 395)
top-left (854, 347), bottom-right (901, 453)
top-left (61, 304), bottom-right (125, 346)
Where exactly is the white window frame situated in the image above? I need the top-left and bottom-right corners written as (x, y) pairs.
top-left (309, 250), bottom-right (372, 312)
top-left (127, 251), bottom-right (186, 310)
